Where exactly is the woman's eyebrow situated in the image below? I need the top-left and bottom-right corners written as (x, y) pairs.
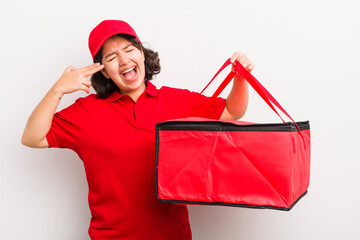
top-left (104, 52), bottom-right (116, 60)
top-left (123, 44), bottom-right (132, 50)
top-left (104, 44), bottom-right (133, 60)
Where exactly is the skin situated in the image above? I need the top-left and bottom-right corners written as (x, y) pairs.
top-left (21, 63), bottom-right (104, 148)
top-left (99, 36), bottom-right (255, 120)
top-left (100, 36), bottom-right (146, 102)
top-left (220, 52), bottom-right (254, 120)
top-left (21, 35), bottom-right (254, 148)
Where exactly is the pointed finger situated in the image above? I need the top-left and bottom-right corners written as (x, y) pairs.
top-left (84, 64), bottom-right (104, 77)
top-left (79, 63), bottom-right (102, 73)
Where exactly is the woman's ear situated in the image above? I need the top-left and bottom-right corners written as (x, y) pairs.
top-left (101, 68), bottom-right (111, 79)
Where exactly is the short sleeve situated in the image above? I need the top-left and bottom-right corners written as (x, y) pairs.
top-left (46, 98), bottom-right (84, 151)
top-left (184, 90), bottom-right (226, 119)
top-left (161, 87), bottom-right (226, 120)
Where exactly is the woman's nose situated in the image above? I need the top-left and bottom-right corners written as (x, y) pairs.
top-left (118, 53), bottom-right (130, 65)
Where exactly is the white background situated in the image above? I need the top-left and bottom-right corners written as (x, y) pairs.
top-left (1, 0), bottom-right (359, 239)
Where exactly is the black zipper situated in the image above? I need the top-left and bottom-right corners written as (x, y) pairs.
top-left (156, 120), bottom-right (310, 132)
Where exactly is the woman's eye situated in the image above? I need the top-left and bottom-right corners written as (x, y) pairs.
top-left (126, 49), bottom-right (134, 53)
top-left (108, 56), bottom-right (116, 62)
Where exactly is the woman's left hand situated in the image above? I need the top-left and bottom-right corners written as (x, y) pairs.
top-left (230, 52), bottom-right (255, 73)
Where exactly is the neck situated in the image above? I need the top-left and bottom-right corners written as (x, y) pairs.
top-left (124, 84), bottom-right (146, 103)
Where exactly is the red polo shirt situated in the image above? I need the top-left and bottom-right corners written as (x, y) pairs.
top-left (46, 81), bottom-right (226, 240)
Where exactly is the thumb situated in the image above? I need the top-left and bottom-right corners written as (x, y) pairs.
top-left (231, 65), bottom-right (236, 73)
top-left (64, 65), bottom-right (76, 74)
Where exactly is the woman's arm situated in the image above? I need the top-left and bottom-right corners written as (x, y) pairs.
top-left (21, 63), bottom-right (104, 148)
top-left (220, 52), bottom-right (254, 121)
top-left (21, 87), bottom-right (64, 148)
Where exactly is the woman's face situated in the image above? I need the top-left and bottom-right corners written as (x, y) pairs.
top-left (100, 36), bottom-right (146, 99)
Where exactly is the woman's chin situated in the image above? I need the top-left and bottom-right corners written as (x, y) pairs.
top-left (119, 79), bottom-right (145, 95)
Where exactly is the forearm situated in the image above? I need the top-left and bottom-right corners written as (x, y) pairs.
top-left (21, 87), bottom-right (63, 147)
top-left (225, 74), bottom-right (249, 119)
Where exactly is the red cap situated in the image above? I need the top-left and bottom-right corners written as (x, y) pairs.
top-left (88, 20), bottom-right (141, 60)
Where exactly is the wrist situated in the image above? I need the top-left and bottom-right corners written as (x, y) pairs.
top-left (49, 86), bottom-right (65, 100)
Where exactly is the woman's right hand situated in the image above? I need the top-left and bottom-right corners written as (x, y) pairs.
top-left (52, 63), bottom-right (104, 95)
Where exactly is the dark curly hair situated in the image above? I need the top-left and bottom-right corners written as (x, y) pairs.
top-left (90, 34), bottom-right (161, 99)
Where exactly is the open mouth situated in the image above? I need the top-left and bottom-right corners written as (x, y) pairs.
top-left (121, 66), bottom-right (137, 80)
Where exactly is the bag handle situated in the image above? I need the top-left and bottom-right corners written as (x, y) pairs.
top-left (200, 58), bottom-right (301, 132)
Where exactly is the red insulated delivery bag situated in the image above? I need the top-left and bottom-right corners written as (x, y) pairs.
top-left (155, 59), bottom-right (311, 211)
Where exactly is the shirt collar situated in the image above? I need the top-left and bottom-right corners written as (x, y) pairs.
top-left (106, 81), bottom-right (158, 103)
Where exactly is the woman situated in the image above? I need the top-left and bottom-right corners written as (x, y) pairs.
top-left (21, 20), bottom-right (254, 240)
